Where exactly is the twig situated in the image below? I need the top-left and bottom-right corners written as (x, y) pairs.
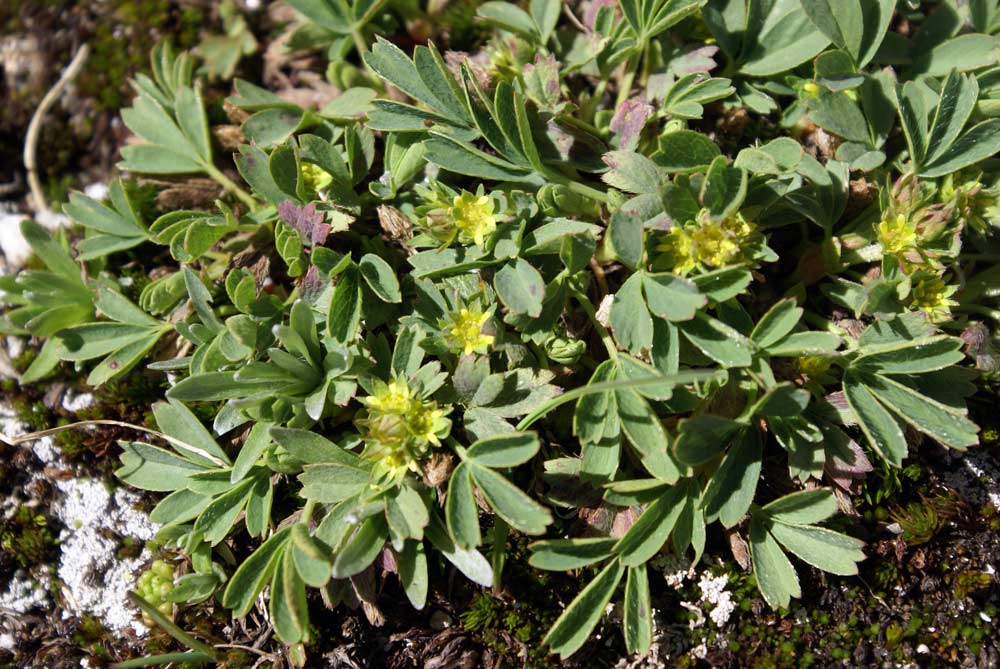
top-left (24, 43), bottom-right (90, 215)
top-left (0, 174), bottom-right (23, 197)
top-left (1, 418), bottom-right (228, 467)
top-left (213, 644), bottom-right (272, 657)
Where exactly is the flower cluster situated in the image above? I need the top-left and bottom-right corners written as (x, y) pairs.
top-left (908, 272), bottom-right (958, 323)
top-left (356, 378), bottom-right (451, 481)
top-left (438, 304), bottom-right (495, 356)
top-left (413, 182), bottom-right (498, 249)
top-left (451, 189), bottom-right (497, 248)
top-left (655, 209), bottom-right (759, 274)
top-left (941, 171), bottom-right (1000, 234)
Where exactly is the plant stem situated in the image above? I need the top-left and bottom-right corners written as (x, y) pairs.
top-left (955, 304), bottom-right (1000, 323)
top-left (616, 53), bottom-right (639, 108)
top-left (300, 499), bottom-right (317, 524)
top-left (204, 163), bottom-right (258, 211)
top-left (516, 370), bottom-right (721, 430)
top-left (544, 167), bottom-right (609, 203)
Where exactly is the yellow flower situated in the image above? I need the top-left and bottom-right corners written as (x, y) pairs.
top-left (405, 401), bottom-right (448, 446)
top-left (720, 211), bottom-right (754, 238)
top-left (301, 162), bottom-right (333, 194)
top-left (655, 227), bottom-right (697, 274)
top-left (803, 82), bottom-right (820, 98)
top-left (692, 222), bottom-right (739, 268)
top-left (361, 379), bottom-right (413, 415)
top-left (440, 306), bottom-right (494, 356)
top-left (452, 190), bottom-right (497, 248)
top-left (357, 378), bottom-right (452, 480)
top-left (878, 214), bottom-right (917, 254)
top-left (910, 274), bottom-right (957, 323)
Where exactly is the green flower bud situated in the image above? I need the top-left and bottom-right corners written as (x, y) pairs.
top-left (545, 336), bottom-right (586, 365)
top-left (537, 184), bottom-right (602, 218)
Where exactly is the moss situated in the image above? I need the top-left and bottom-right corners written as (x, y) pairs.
top-left (0, 505), bottom-right (58, 568)
top-left (79, 0), bottom-right (204, 112)
top-left (458, 535), bottom-right (604, 669)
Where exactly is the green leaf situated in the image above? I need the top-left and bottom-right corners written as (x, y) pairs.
top-left (528, 537), bottom-right (618, 571)
top-left (222, 526), bottom-right (291, 616)
top-left (769, 522), bottom-right (864, 575)
top-left (365, 39), bottom-right (468, 125)
top-left (299, 462), bottom-right (370, 502)
top-left (751, 299), bottom-right (802, 349)
top-left (470, 463), bottom-right (552, 535)
top-left (909, 33), bottom-right (1000, 78)
top-left (290, 524), bottom-right (332, 587)
top-left (446, 462), bottom-right (481, 549)
top-left (494, 258), bottom-right (545, 317)
top-left (271, 549), bottom-right (308, 643)
top-left (127, 593), bottom-right (218, 661)
top-left (328, 265), bottom-right (362, 343)
top-left (760, 490), bottom-right (835, 526)
top-left (467, 432), bottom-right (540, 467)
top-left (608, 209), bottom-right (644, 270)
top-left (424, 134), bottom-right (534, 181)
top-left (924, 71), bottom-right (978, 167)
top-left (740, 0), bottom-right (830, 76)
top-left (397, 540), bottom-right (429, 609)
top-left (752, 383), bottom-right (810, 417)
top-left (613, 485), bottom-right (685, 566)
top-left (766, 331), bottom-right (841, 356)
top-left (701, 156), bottom-right (747, 220)
top-left (654, 130), bottom-right (721, 172)
top-left (64, 180), bottom-right (149, 259)
top-left (331, 514), bottom-right (387, 578)
top-left (150, 489), bottom-right (209, 525)
top-left (701, 428), bottom-right (761, 527)
top-left (116, 442), bottom-right (205, 491)
top-left (610, 274), bottom-right (653, 354)
top-left (166, 371), bottom-right (253, 401)
top-left (809, 90), bottom-right (870, 144)
top-left (56, 323), bottom-right (154, 361)
top-left (86, 331), bottom-right (164, 387)
top-left (678, 312), bottom-right (753, 367)
top-left (113, 652), bottom-right (215, 667)
top-left (544, 558), bottom-right (625, 659)
top-left (19, 221), bottom-right (84, 285)
top-left (862, 373), bottom-right (978, 451)
top-left (842, 371), bottom-right (907, 466)
top-left (385, 485), bottom-right (429, 547)
top-left (602, 151), bottom-right (661, 194)
top-left (853, 336), bottom-right (963, 375)
top-left (800, 0), bottom-right (862, 60)
top-left (616, 389), bottom-right (678, 482)
top-left (642, 272), bottom-right (705, 321)
top-left (235, 143), bottom-right (288, 205)
top-left (674, 414), bottom-right (742, 466)
top-left (425, 512), bottom-right (493, 587)
top-left (153, 399), bottom-right (231, 467)
top-left (270, 427), bottom-right (357, 465)
top-left (530, 0), bottom-right (560, 42)
top-left (358, 254), bottom-right (402, 303)
top-left (920, 119), bottom-right (1000, 178)
top-left (692, 266), bottom-right (752, 303)
top-left (194, 478), bottom-right (253, 545)
top-left (856, 0), bottom-right (895, 67)
top-left (749, 517), bottom-right (800, 609)
top-left (624, 565), bottom-right (652, 655)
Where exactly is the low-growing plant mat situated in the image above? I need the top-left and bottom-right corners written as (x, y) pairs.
top-left (1, 0), bottom-right (1000, 667)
